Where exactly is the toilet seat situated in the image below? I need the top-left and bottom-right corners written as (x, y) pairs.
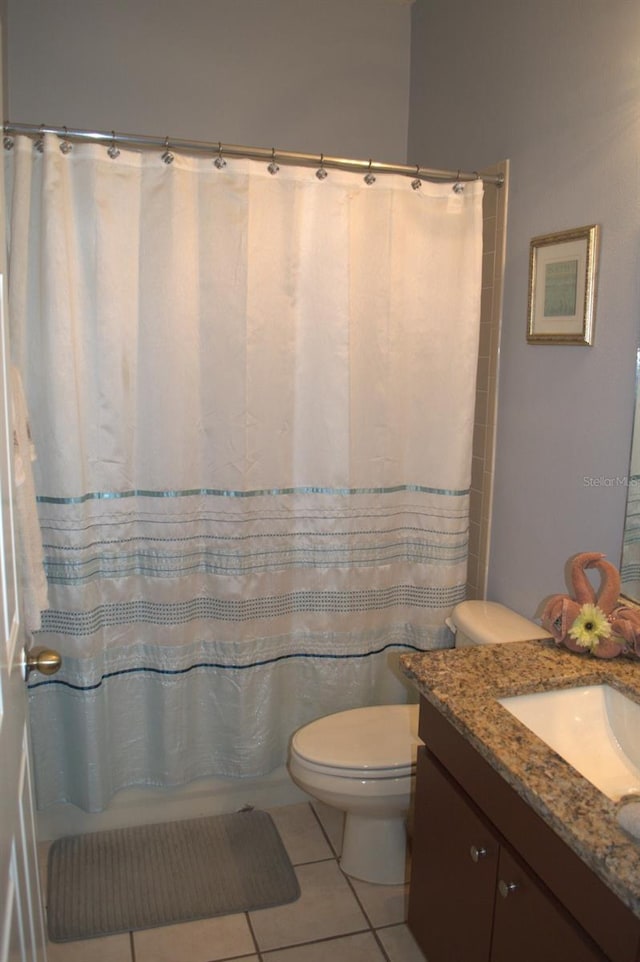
top-left (291, 704), bottom-right (420, 779)
top-left (288, 703), bottom-right (420, 884)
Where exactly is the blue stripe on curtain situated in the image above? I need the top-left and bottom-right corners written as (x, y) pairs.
top-left (27, 640), bottom-right (443, 693)
top-left (37, 483), bottom-right (468, 503)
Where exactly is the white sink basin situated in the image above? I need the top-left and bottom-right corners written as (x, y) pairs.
top-left (498, 685), bottom-right (640, 801)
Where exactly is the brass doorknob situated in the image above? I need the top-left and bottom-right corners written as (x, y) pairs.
top-left (25, 646), bottom-right (62, 679)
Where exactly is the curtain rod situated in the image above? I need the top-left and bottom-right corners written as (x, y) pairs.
top-left (3, 122), bottom-right (505, 188)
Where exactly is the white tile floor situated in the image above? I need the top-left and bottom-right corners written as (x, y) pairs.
top-left (40, 801), bottom-right (426, 962)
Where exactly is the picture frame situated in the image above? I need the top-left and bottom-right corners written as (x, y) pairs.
top-left (527, 224), bottom-right (599, 345)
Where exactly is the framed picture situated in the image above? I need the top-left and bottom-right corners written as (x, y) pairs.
top-left (527, 224), bottom-right (599, 345)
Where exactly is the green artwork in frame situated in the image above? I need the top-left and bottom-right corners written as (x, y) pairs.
top-left (527, 225), bottom-right (599, 345)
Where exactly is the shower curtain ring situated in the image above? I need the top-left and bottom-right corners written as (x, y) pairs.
top-left (161, 136), bottom-right (175, 165)
top-left (214, 142), bottom-right (227, 169)
top-left (35, 124), bottom-right (45, 153)
top-left (107, 131), bottom-right (120, 159)
top-left (267, 148), bottom-right (279, 175)
top-left (453, 169), bottom-right (464, 194)
top-left (315, 153), bottom-right (328, 180)
top-left (411, 164), bottom-right (422, 191)
top-left (3, 125), bottom-right (13, 151)
top-left (364, 160), bottom-right (376, 185)
top-left (59, 126), bottom-right (73, 155)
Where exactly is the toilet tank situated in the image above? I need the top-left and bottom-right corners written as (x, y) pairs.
top-left (448, 600), bottom-right (553, 647)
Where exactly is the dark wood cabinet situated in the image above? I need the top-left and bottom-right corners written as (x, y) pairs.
top-left (409, 748), bottom-right (498, 962)
top-left (409, 749), bottom-right (604, 962)
top-left (409, 697), bottom-right (640, 962)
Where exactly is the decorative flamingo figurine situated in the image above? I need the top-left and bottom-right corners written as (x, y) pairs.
top-left (541, 552), bottom-right (627, 659)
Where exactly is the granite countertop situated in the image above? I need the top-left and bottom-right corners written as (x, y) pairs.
top-left (400, 639), bottom-right (640, 919)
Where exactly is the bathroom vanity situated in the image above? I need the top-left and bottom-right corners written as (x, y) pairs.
top-left (401, 640), bottom-right (640, 962)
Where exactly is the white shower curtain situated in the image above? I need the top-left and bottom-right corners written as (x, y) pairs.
top-left (7, 134), bottom-right (483, 812)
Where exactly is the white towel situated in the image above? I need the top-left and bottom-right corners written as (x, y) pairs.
top-left (10, 366), bottom-right (49, 633)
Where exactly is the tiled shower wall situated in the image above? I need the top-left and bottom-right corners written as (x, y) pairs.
top-left (466, 160), bottom-right (509, 599)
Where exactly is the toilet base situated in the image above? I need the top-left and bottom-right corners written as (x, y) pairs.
top-left (340, 812), bottom-right (409, 885)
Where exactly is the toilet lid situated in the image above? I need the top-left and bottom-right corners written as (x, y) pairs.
top-left (291, 704), bottom-right (421, 775)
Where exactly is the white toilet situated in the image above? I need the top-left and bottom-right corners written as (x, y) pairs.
top-left (288, 601), bottom-right (551, 885)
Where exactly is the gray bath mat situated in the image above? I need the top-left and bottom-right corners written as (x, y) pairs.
top-left (47, 809), bottom-right (300, 942)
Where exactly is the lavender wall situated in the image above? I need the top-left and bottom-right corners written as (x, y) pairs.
top-left (6, 0), bottom-right (411, 163)
top-left (409, 0), bottom-right (640, 617)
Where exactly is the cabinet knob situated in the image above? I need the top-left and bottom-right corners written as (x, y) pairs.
top-left (498, 879), bottom-right (519, 898)
top-left (469, 844), bottom-right (488, 862)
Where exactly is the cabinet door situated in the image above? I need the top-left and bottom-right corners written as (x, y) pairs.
top-left (409, 748), bottom-right (498, 962)
top-left (491, 847), bottom-right (606, 962)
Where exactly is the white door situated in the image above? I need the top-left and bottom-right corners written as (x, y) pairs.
top-left (0, 293), bottom-right (49, 962)
top-left (0, 438), bottom-right (48, 962)
top-left (0, 21), bottom-right (49, 960)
